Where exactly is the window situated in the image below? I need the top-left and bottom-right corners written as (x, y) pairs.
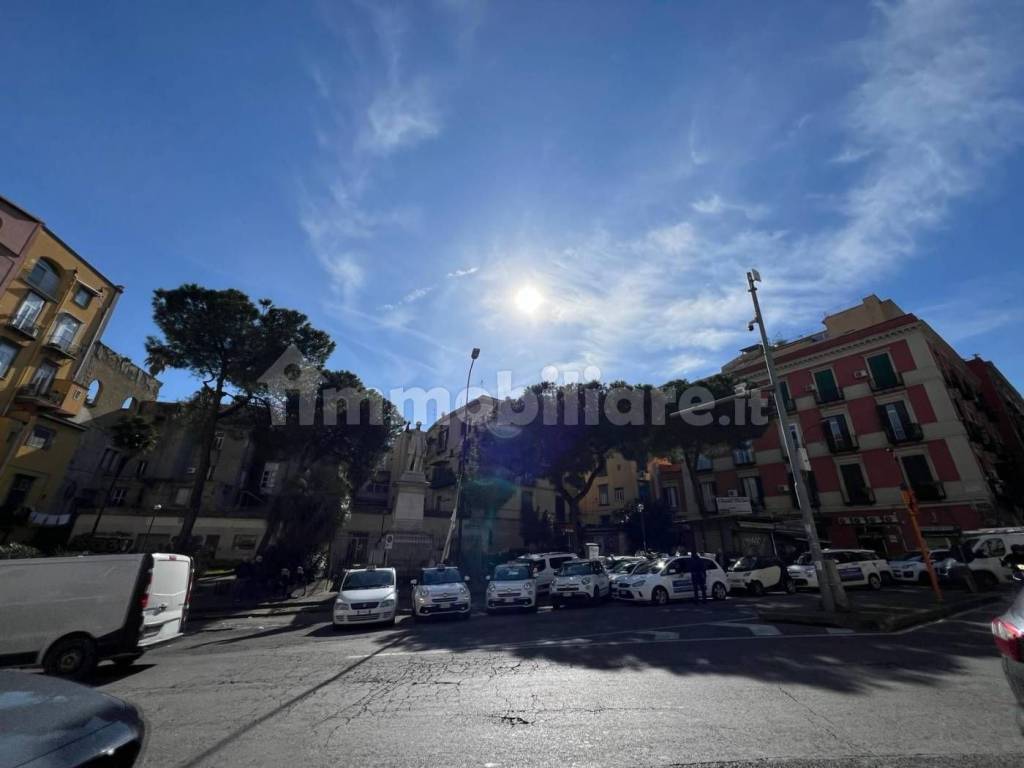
top-left (777, 379), bottom-right (796, 411)
top-left (206, 465), bottom-right (216, 480)
top-left (436, 427), bottom-right (449, 452)
top-left (699, 480), bottom-right (717, 513)
top-left (48, 314), bottom-right (81, 352)
top-left (520, 490), bottom-right (534, 514)
top-left (732, 439), bottom-right (755, 465)
top-left (839, 463), bottom-right (873, 505)
top-left (900, 454), bottom-right (944, 501)
top-left (99, 447), bottom-right (120, 472)
top-left (73, 286), bottom-right (94, 309)
top-left (878, 401), bottom-right (920, 443)
top-left (24, 426), bottom-right (55, 450)
top-left (233, 534), bottom-right (258, 551)
top-left (822, 414), bottom-right (856, 452)
top-left (84, 379), bottom-right (102, 406)
top-left (786, 422), bottom-right (803, 452)
top-left (598, 484), bottom-right (609, 506)
top-left (979, 538), bottom-right (1006, 558)
top-left (740, 475), bottom-right (763, 505)
top-left (109, 487), bottom-right (128, 507)
top-left (600, 514), bottom-right (610, 525)
top-left (213, 433), bottom-right (225, 450)
top-left (121, 396), bottom-right (138, 411)
top-left (29, 360), bottom-right (58, 395)
top-left (663, 485), bottom-right (680, 509)
top-left (696, 454), bottom-right (713, 472)
top-left (2, 473), bottom-right (35, 514)
top-left (173, 487), bottom-right (191, 506)
top-left (867, 352), bottom-right (900, 390)
top-left (202, 534), bottom-right (221, 554)
top-left (26, 259), bottom-right (60, 297)
top-left (11, 292), bottom-right (45, 334)
top-left (135, 459), bottom-right (149, 478)
top-left (614, 487), bottom-right (625, 503)
top-left (260, 462), bottom-right (280, 492)
top-left (0, 340), bottom-right (18, 378)
top-left (813, 369), bottom-right (843, 403)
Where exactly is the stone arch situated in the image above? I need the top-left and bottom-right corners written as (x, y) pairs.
top-left (85, 379), bottom-right (103, 406)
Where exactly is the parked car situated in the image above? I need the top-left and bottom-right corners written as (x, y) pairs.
top-left (550, 559), bottom-right (610, 607)
top-left (726, 556), bottom-right (796, 595)
top-left (787, 549), bottom-right (886, 591)
top-left (512, 552), bottom-right (577, 597)
top-left (333, 566), bottom-right (398, 627)
top-left (0, 553), bottom-right (193, 679)
top-left (410, 566), bottom-right (471, 620)
top-left (485, 562), bottom-right (538, 613)
top-left (992, 585), bottom-right (1024, 733)
top-left (609, 558), bottom-right (647, 596)
top-left (889, 549), bottom-right (951, 584)
top-left (614, 554), bottom-right (729, 605)
top-left (954, 528), bottom-right (1024, 588)
top-left (853, 549), bottom-right (894, 583)
top-left (0, 670), bottom-right (145, 767)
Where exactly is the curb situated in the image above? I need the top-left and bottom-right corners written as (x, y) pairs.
top-left (191, 602), bottom-right (333, 620)
top-left (755, 594), bottom-right (1001, 632)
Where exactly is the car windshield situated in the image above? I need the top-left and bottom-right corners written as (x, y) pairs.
top-left (730, 556), bottom-right (760, 571)
top-left (422, 568), bottom-right (463, 585)
top-left (558, 562), bottom-right (591, 576)
top-left (611, 560), bottom-right (640, 574)
top-left (634, 559), bottom-right (667, 575)
top-left (342, 570), bottom-right (394, 590)
top-left (896, 551), bottom-right (923, 562)
top-left (494, 565), bottom-right (531, 581)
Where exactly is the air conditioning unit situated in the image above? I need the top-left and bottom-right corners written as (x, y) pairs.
top-left (727, 490), bottom-right (739, 497)
top-left (853, 370), bottom-right (869, 379)
top-left (777, 484), bottom-right (790, 493)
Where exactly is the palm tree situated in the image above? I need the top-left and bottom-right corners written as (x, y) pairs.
top-left (90, 415), bottom-right (159, 536)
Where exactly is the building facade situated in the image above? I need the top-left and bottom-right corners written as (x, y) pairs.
top-left (0, 197), bottom-right (122, 543)
top-left (701, 295), bottom-right (1017, 558)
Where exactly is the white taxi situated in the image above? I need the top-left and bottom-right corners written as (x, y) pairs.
top-left (550, 559), bottom-right (610, 607)
top-left (787, 549), bottom-right (886, 590)
top-left (726, 556), bottom-right (796, 595)
top-left (890, 549), bottom-right (950, 584)
top-left (411, 566), bottom-right (472, 621)
top-left (485, 562), bottom-right (538, 613)
top-left (333, 566), bottom-right (398, 627)
top-left (614, 554), bottom-right (729, 605)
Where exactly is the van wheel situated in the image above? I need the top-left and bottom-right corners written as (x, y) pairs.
top-left (651, 587), bottom-right (669, 606)
top-left (44, 636), bottom-right (97, 680)
top-left (868, 573), bottom-right (882, 591)
top-left (712, 582), bottom-right (727, 601)
top-left (784, 579), bottom-right (797, 595)
top-left (749, 581), bottom-right (765, 596)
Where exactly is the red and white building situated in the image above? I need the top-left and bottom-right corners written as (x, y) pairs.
top-left (679, 295), bottom-right (1020, 558)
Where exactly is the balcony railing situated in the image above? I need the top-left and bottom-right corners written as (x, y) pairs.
top-left (869, 371), bottom-right (904, 392)
top-left (881, 420), bottom-right (924, 445)
top-left (911, 480), bottom-right (946, 502)
top-left (824, 431), bottom-right (859, 454)
top-left (842, 486), bottom-right (876, 506)
top-left (695, 457), bottom-right (714, 473)
top-left (15, 383), bottom-right (62, 408)
top-left (813, 388), bottom-right (845, 405)
top-left (44, 333), bottom-right (80, 358)
top-left (6, 315), bottom-right (41, 338)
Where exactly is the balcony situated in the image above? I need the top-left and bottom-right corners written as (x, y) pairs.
top-left (732, 448), bottom-right (756, 466)
top-left (15, 383), bottom-right (63, 410)
top-left (824, 431), bottom-right (859, 454)
top-left (881, 420), bottom-right (924, 445)
top-left (695, 456), bottom-right (714, 473)
top-left (6, 315), bottom-right (41, 339)
top-left (869, 371), bottom-right (904, 392)
top-left (813, 388), bottom-right (845, 405)
top-left (44, 333), bottom-right (80, 359)
top-left (911, 480), bottom-right (946, 502)
top-left (842, 486), bottom-right (876, 506)
top-left (14, 378), bottom-right (86, 416)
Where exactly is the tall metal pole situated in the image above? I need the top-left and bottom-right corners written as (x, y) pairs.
top-left (889, 450), bottom-right (943, 603)
top-left (746, 270), bottom-right (846, 613)
top-left (638, 502), bottom-right (648, 552)
top-left (441, 348), bottom-right (480, 564)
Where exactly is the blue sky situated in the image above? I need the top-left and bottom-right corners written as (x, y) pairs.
top-left (2, 0), bottom-right (1023, 419)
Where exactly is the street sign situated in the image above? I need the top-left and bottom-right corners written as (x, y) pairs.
top-left (383, 533), bottom-right (394, 550)
top-left (716, 496), bottom-right (752, 515)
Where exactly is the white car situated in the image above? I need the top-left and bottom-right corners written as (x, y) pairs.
top-left (726, 556), bottom-right (796, 595)
top-left (485, 562), bottom-right (538, 613)
top-left (614, 554), bottom-right (729, 605)
top-left (411, 566), bottom-right (472, 620)
top-left (890, 549), bottom-right (951, 584)
top-left (787, 549), bottom-right (886, 590)
top-left (550, 559), bottom-right (610, 607)
top-left (512, 552), bottom-right (577, 597)
top-left (608, 558), bottom-right (647, 596)
top-left (333, 566), bottom-right (398, 627)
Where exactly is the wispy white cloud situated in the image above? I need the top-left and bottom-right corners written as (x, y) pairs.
top-left (361, 78), bottom-right (441, 155)
top-left (691, 193), bottom-right (769, 220)
top-left (447, 266), bottom-right (479, 278)
top-left (830, 145), bottom-right (873, 164)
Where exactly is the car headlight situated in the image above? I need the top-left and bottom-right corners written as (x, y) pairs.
top-left (380, 598), bottom-right (396, 608)
top-left (581, 577), bottom-right (591, 585)
top-left (415, 592), bottom-right (428, 603)
top-left (524, 582), bottom-right (534, 592)
top-left (487, 582), bottom-right (497, 592)
top-left (458, 585), bottom-right (469, 596)
top-left (632, 579), bottom-right (646, 587)
top-left (335, 601), bottom-right (349, 610)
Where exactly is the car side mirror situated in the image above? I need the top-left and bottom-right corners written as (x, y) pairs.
top-left (410, 579), bottom-right (418, 586)
top-left (464, 575), bottom-right (471, 582)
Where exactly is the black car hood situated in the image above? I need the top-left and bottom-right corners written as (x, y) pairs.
top-left (0, 671), bottom-right (137, 768)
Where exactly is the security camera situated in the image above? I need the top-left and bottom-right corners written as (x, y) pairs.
top-left (747, 321), bottom-right (756, 332)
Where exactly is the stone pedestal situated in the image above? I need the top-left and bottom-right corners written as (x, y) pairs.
top-left (392, 470), bottom-right (428, 528)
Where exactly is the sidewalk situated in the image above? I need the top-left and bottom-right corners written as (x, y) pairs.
top-left (754, 584), bottom-right (1009, 631)
top-left (189, 575), bottom-right (337, 619)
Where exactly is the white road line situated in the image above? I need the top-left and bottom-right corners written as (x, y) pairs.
top-left (713, 622), bottom-right (783, 636)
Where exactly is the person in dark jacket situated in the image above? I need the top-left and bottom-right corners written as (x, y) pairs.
top-left (690, 550), bottom-right (708, 602)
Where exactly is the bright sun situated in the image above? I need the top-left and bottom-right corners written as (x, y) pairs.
top-left (513, 285), bottom-right (544, 315)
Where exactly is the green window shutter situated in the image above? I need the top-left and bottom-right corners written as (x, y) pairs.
top-left (867, 353), bottom-right (898, 389)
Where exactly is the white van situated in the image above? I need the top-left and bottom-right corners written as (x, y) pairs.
top-left (0, 552), bottom-right (193, 679)
top-left (512, 552), bottom-right (577, 597)
top-left (957, 528), bottom-right (1024, 587)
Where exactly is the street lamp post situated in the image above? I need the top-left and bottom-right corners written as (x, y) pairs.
top-left (441, 348), bottom-right (480, 565)
top-left (637, 502), bottom-right (648, 552)
top-left (746, 269), bottom-right (848, 613)
top-left (141, 504), bottom-right (162, 552)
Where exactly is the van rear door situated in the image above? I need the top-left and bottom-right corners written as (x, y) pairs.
top-left (139, 554), bottom-right (192, 647)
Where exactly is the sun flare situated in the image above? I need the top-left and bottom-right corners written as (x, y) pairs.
top-left (513, 285), bottom-right (544, 315)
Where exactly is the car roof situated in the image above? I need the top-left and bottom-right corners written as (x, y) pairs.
top-left (346, 566), bottom-right (396, 574)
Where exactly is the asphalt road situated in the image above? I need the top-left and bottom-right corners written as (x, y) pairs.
top-left (96, 591), bottom-right (1021, 768)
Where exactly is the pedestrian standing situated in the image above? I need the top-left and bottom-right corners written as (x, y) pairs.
top-left (279, 565), bottom-right (291, 598)
top-left (690, 550), bottom-right (708, 603)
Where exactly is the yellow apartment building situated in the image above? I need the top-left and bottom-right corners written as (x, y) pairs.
top-left (0, 196), bottom-right (121, 542)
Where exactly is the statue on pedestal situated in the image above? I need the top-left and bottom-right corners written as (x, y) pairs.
top-left (407, 421), bottom-right (427, 474)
